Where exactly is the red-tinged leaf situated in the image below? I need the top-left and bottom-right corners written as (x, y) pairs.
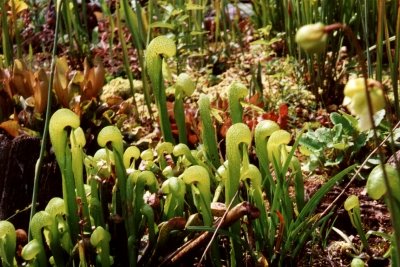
top-left (0, 120), bottom-right (21, 137)
top-left (247, 92), bottom-right (263, 107)
top-left (262, 111), bottom-right (279, 122)
top-left (244, 116), bottom-right (258, 129)
top-left (279, 103), bottom-right (288, 117)
top-left (219, 117), bottom-right (232, 138)
top-left (278, 103), bottom-right (289, 128)
top-left (188, 133), bottom-right (198, 145)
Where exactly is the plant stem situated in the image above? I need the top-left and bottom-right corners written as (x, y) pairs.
top-left (29, 0), bottom-right (61, 240)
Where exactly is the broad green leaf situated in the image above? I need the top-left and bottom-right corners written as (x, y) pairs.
top-left (353, 133), bottom-right (368, 152)
top-left (315, 127), bottom-right (335, 143)
top-left (339, 111), bottom-right (359, 129)
top-left (330, 112), bottom-right (354, 135)
top-left (299, 134), bottom-right (323, 151)
top-left (332, 124), bottom-right (343, 141)
top-left (367, 164), bottom-right (400, 201)
top-left (331, 143), bottom-right (347, 150)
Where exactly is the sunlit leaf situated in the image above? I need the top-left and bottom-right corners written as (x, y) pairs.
top-left (150, 22), bottom-right (175, 30)
top-left (53, 57), bottom-right (70, 107)
top-left (241, 101), bottom-right (264, 113)
top-left (367, 164), bottom-right (400, 201)
top-left (331, 143), bottom-right (347, 150)
top-left (185, 3), bottom-right (204, 10)
top-left (10, 0), bottom-right (28, 14)
top-left (210, 108), bottom-right (224, 123)
top-left (177, 14), bottom-right (189, 22)
top-left (190, 31), bottom-right (209, 36)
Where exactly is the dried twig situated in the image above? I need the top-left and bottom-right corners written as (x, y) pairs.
top-left (160, 201), bottom-right (260, 266)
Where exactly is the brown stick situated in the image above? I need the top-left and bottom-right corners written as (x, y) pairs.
top-left (160, 201), bottom-right (260, 266)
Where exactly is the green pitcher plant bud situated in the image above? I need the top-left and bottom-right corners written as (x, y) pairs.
top-left (344, 195), bottom-right (368, 249)
top-left (343, 78), bottom-right (385, 131)
top-left (295, 23), bottom-right (327, 54)
top-left (145, 35), bottom-right (177, 143)
top-left (21, 239), bottom-right (42, 264)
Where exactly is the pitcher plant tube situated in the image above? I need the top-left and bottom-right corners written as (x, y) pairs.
top-left (90, 226), bottom-right (111, 267)
top-left (198, 94), bottom-right (221, 170)
top-left (97, 126), bottom-right (131, 264)
top-left (225, 122), bottom-right (251, 265)
top-left (173, 73), bottom-right (196, 144)
top-left (70, 127), bottom-right (91, 232)
top-left (145, 35), bottom-right (177, 143)
top-left (254, 120), bottom-right (280, 201)
top-left (44, 197), bottom-right (69, 266)
top-left (0, 221), bottom-right (16, 267)
top-left (228, 82), bottom-right (248, 124)
top-left (181, 165), bottom-right (221, 266)
top-left (127, 170), bottom-right (158, 267)
top-left (48, 108), bottom-right (80, 242)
